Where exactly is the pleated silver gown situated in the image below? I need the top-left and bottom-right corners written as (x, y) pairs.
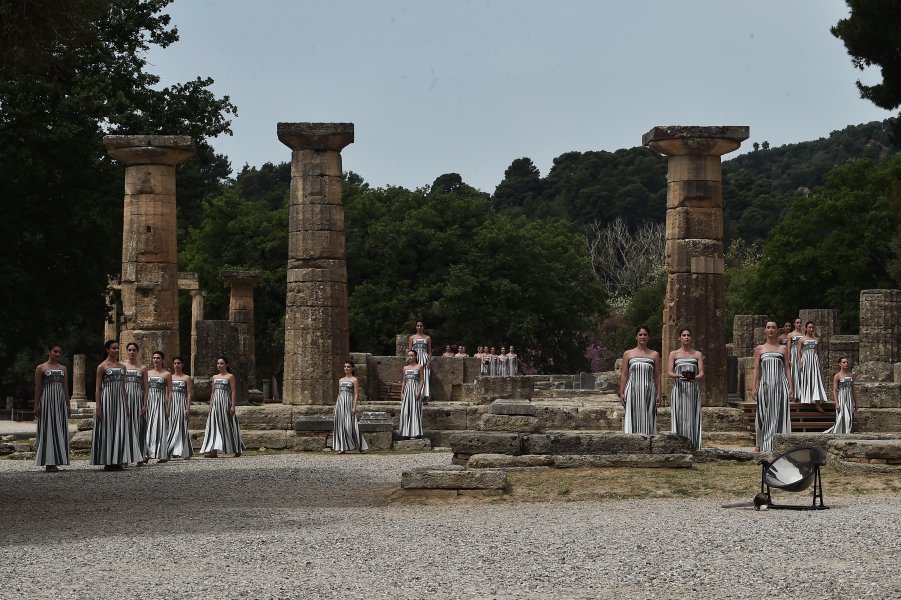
top-left (398, 368), bottom-right (423, 438)
top-left (755, 352), bottom-right (792, 452)
top-left (34, 368), bottom-right (70, 466)
top-left (479, 357), bottom-right (489, 376)
top-left (167, 379), bottom-right (193, 458)
top-left (507, 355), bottom-right (518, 376)
top-left (624, 357), bottom-right (657, 435)
top-left (125, 369), bottom-right (146, 461)
top-left (200, 379), bottom-right (245, 454)
top-left (497, 356), bottom-right (509, 376)
top-left (670, 357), bottom-right (701, 450)
top-left (332, 380), bottom-right (368, 452)
top-left (90, 368), bottom-right (135, 465)
top-left (412, 338), bottom-right (431, 399)
top-left (144, 376), bottom-right (169, 460)
top-left (798, 339), bottom-right (828, 404)
top-left (788, 335), bottom-right (803, 401)
top-left (825, 376), bottom-right (854, 434)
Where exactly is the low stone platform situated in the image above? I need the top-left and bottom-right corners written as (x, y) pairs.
top-left (400, 464), bottom-right (508, 497)
top-left (773, 432), bottom-right (901, 472)
top-left (467, 453), bottom-right (692, 469)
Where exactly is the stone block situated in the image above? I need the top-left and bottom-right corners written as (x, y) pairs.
top-left (358, 413), bottom-right (394, 433)
top-left (446, 431), bottom-right (522, 455)
top-left (523, 432), bottom-right (651, 455)
top-left (665, 239), bottom-right (724, 274)
top-left (489, 399), bottom-right (537, 416)
top-left (467, 454), bottom-right (554, 469)
top-left (70, 430), bottom-right (92, 451)
top-left (293, 416), bottom-right (334, 432)
top-left (664, 156), bottom-right (724, 185)
top-left (693, 448), bottom-right (758, 463)
top-left (235, 405), bottom-right (294, 430)
top-left (650, 433), bottom-right (694, 454)
top-left (394, 438), bottom-right (433, 452)
top-left (856, 408), bottom-right (901, 432)
top-left (856, 382), bottom-right (901, 408)
top-left (830, 439), bottom-right (901, 461)
top-left (363, 431), bottom-right (392, 451)
top-left (242, 430), bottom-right (287, 450)
top-left (478, 414), bottom-right (542, 433)
top-left (77, 419), bottom-right (93, 431)
top-left (551, 454), bottom-right (693, 468)
top-left (286, 432), bottom-right (328, 452)
top-left (856, 362), bottom-right (895, 383)
top-left (473, 376), bottom-right (534, 403)
top-left (401, 466), bottom-right (507, 490)
top-left (666, 206), bottom-right (723, 241)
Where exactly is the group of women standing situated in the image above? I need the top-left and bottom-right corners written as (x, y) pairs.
top-left (32, 341), bottom-right (244, 472)
top-left (618, 326), bottom-right (705, 451)
top-left (476, 346), bottom-right (520, 377)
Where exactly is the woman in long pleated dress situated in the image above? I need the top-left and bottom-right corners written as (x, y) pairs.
top-left (666, 328), bottom-right (705, 450)
top-left (497, 347), bottom-right (509, 376)
top-left (488, 347), bottom-right (498, 376)
top-left (478, 347), bottom-right (489, 376)
top-left (33, 343), bottom-right (70, 472)
top-left (200, 357), bottom-right (244, 458)
top-left (619, 326), bottom-right (661, 435)
top-left (797, 321), bottom-right (828, 411)
top-left (507, 345), bottom-right (520, 376)
top-left (332, 359), bottom-right (368, 453)
top-left (398, 350), bottom-right (424, 439)
top-left (825, 357), bottom-right (856, 434)
top-left (123, 342), bottom-right (148, 464)
top-left (407, 321), bottom-right (432, 402)
top-left (144, 351), bottom-right (171, 463)
top-left (752, 321), bottom-right (793, 453)
top-left (90, 340), bottom-right (134, 470)
top-left (167, 356), bottom-right (193, 459)
top-left (787, 318), bottom-right (804, 402)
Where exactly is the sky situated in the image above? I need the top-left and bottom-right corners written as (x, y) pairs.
top-left (146, 0), bottom-right (892, 193)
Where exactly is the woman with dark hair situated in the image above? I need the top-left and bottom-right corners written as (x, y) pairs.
top-left (167, 356), bottom-right (193, 459)
top-left (33, 343), bottom-right (70, 471)
top-left (407, 321), bottom-right (432, 402)
top-left (752, 321), bottom-right (793, 452)
top-left (619, 326), bottom-right (661, 435)
top-left (90, 340), bottom-right (134, 470)
top-left (200, 357), bottom-right (245, 458)
top-left (667, 328), bottom-right (704, 450)
top-left (332, 359), bottom-right (368, 453)
top-left (825, 356), bottom-right (856, 434)
top-left (798, 321), bottom-right (828, 411)
top-left (399, 349), bottom-right (424, 439)
top-left (145, 350), bottom-right (171, 463)
top-left (123, 341), bottom-right (148, 464)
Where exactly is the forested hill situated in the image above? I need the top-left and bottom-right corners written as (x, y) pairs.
top-left (491, 119), bottom-right (898, 244)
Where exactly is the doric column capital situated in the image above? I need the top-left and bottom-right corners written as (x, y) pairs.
top-left (642, 126), bottom-right (749, 157)
top-left (222, 270), bottom-right (263, 288)
top-left (103, 135), bottom-right (195, 165)
top-left (277, 123), bottom-right (354, 152)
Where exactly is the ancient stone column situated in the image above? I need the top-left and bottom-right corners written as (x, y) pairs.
top-left (277, 123), bottom-right (354, 405)
top-left (223, 270), bottom-right (262, 398)
top-left (103, 279), bottom-right (120, 343)
top-left (190, 289), bottom-right (205, 377)
top-left (858, 289), bottom-right (901, 381)
top-left (71, 354), bottom-right (87, 406)
top-left (643, 126), bottom-right (749, 406)
top-left (732, 314), bottom-right (769, 359)
top-left (104, 135), bottom-right (195, 366)
top-left (177, 272), bottom-right (201, 374)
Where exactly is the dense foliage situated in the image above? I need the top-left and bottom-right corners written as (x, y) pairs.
top-left (0, 0), bottom-right (235, 396)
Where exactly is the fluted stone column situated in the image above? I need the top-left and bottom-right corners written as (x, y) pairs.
top-left (223, 270), bottom-right (262, 399)
top-left (103, 279), bottom-right (120, 343)
top-left (190, 289), bottom-right (205, 377)
top-left (277, 123), bottom-right (354, 405)
top-left (71, 354), bottom-right (87, 406)
top-left (104, 135), bottom-right (195, 366)
top-left (643, 126), bottom-right (749, 407)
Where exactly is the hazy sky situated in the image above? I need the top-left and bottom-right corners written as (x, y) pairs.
top-left (146, 0), bottom-right (891, 192)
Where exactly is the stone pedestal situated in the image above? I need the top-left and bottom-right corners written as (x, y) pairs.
top-left (732, 314), bottom-right (769, 358)
top-left (104, 135), bottom-right (195, 366)
top-left (71, 354), bottom-right (88, 406)
top-left (223, 270), bottom-right (262, 399)
top-left (858, 289), bottom-right (901, 382)
top-left (278, 123), bottom-right (354, 405)
top-left (643, 126), bottom-right (749, 407)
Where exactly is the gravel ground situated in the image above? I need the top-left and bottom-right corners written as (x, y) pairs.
top-left (1, 452), bottom-right (900, 600)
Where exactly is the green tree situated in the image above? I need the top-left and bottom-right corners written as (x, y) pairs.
top-left (745, 157), bottom-right (901, 332)
top-left (0, 0), bottom-right (236, 396)
top-left (832, 0), bottom-right (901, 141)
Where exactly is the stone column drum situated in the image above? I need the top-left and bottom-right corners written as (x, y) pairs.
top-left (71, 354), bottom-right (87, 406)
top-left (858, 289), bottom-right (901, 382)
top-left (643, 126), bottom-right (749, 406)
top-left (104, 135), bottom-right (195, 365)
top-left (277, 123), bottom-right (354, 405)
top-left (223, 270), bottom-right (262, 395)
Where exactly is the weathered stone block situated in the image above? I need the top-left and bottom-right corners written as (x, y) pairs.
top-left (394, 438), bottom-right (432, 452)
top-left (665, 207), bottom-right (723, 241)
top-left (490, 399), bottom-right (537, 416)
top-left (551, 454), bottom-right (692, 468)
top-left (293, 416), bottom-right (334, 431)
top-left (467, 454), bottom-right (554, 468)
top-left (446, 431), bottom-right (522, 455)
top-left (478, 414), bottom-right (541, 433)
top-left (856, 409), bottom-right (901, 432)
top-left (242, 430), bottom-right (287, 450)
top-left (235, 405), bottom-right (294, 430)
top-left (363, 431), bottom-right (392, 451)
top-left (856, 382), bottom-right (901, 408)
top-left (473, 376), bottom-right (534, 403)
top-left (830, 439), bottom-right (901, 460)
top-left (650, 433), bottom-right (694, 454)
top-left (523, 432), bottom-right (651, 455)
top-left (665, 239), bottom-right (724, 274)
top-left (77, 419), bottom-right (93, 431)
top-left (401, 466), bottom-right (507, 490)
top-left (286, 432), bottom-right (328, 452)
top-left (70, 430), bottom-right (92, 451)
top-left (693, 448), bottom-right (758, 463)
